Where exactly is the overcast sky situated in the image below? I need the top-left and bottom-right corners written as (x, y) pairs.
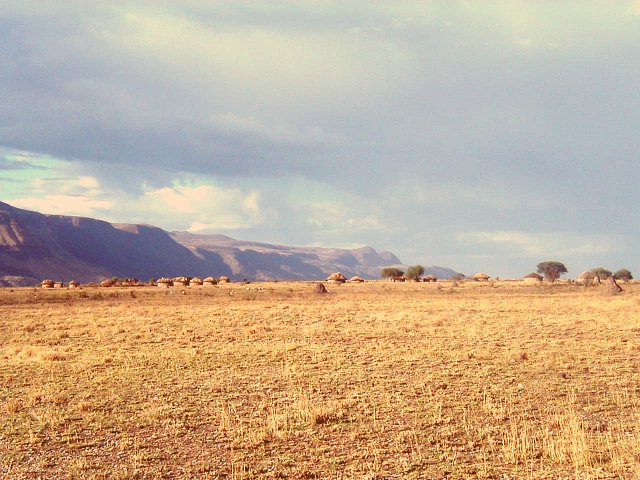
top-left (1, 1), bottom-right (638, 277)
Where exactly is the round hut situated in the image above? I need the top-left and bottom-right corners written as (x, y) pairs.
top-left (190, 277), bottom-right (203, 286)
top-left (218, 276), bottom-right (231, 284)
top-left (172, 276), bottom-right (189, 287)
top-left (348, 276), bottom-right (365, 283)
top-left (473, 273), bottom-right (490, 282)
top-left (576, 271), bottom-right (596, 286)
top-left (327, 272), bottom-right (347, 284)
top-left (523, 273), bottom-right (543, 284)
top-left (423, 275), bottom-right (437, 283)
top-left (41, 279), bottom-right (54, 289)
top-left (68, 280), bottom-right (80, 289)
top-left (157, 277), bottom-right (173, 288)
top-left (203, 276), bottom-right (217, 286)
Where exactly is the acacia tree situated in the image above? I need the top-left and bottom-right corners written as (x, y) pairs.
top-left (381, 267), bottom-right (404, 279)
top-left (536, 261), bottom-right (567, 283)
top-left (405, 265), bottom-right (425, 281)
top-left (614, 268), bottom-right (633, 282)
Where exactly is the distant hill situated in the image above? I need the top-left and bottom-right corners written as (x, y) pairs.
top-left (0, 200), bottom-right (463, 286)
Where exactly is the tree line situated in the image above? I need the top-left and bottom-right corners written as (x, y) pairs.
top-left (380, 262), bottom-right (634, 283)
top-left (536, 261), bottom-right (633, 283)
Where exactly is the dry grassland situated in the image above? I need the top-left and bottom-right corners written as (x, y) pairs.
top-left (1, 281), bottom-right (640, 479)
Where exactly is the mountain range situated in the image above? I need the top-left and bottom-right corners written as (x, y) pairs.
top-left (0, 201), bottom-right (459, 286)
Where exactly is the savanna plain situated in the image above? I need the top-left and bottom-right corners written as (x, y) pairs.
top-left (1, 280), bottom-right (640, 479)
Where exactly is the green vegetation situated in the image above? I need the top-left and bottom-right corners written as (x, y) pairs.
top-left (405, 265), bottom-right (425, 281)
top-left (536, 261), bottom-right (568, 283)
top-left (380, 267), bottom-right (404, 279)
top-left (614, 268), bottom-right (633, 282)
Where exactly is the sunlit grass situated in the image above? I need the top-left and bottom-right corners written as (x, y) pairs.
top-left (1, 281), bottom-right (639, 478)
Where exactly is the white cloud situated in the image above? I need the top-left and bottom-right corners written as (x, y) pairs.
top-left (307, 201), bottom-right (383, 233)
top-left (11, 195), bottom-right (113, 216)
top-left (95, 7), bottom-right (415, 110)
top-left (458, 230), bottom-right (616, 257)
top-left (137, 184), bottom-right (265, 230)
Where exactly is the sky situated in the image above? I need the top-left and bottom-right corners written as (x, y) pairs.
top-left (1, 1), bottom-right (638, 278)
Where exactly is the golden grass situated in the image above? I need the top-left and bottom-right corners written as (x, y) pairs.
top-left (1, 281), bottom-right (639, 479)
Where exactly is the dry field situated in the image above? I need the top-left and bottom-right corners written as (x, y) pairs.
top-left (1, 280), bottom-right (639, 479)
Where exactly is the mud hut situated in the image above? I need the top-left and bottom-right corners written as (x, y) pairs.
top-left (157, 277), bottom-right (173, 288)
top-left (523, 273), bottom-right (543, 284)
top-left (473, 273), bottom-right (490, 282)
top-left (203, 276), bottom-right (217, 286)
top-left (41, 279), bottom-right (54, 289)
top-left (348, 276), bottom-right (365, 283)
top-left (68, 280), bottom-right (80, 289)
top-left (327, 272), bottom-right (346, 284)
top-left (190, 277), bottom-right (203, 286)
top-left (576, 271), bottom-right (596, 286)
top-left (423, 275), bottom-right (437, 283)
top-left (218, 276), bottom-right (231, 284)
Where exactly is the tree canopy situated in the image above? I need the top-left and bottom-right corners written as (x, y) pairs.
top-left (381, 267), bottom-right (404, 279)
top-left (405, 265), bottom-right (425, 281)
top-left (536, 261), bottom-right (567, 283)
top-left (613, 268), bottom-right (633, 282)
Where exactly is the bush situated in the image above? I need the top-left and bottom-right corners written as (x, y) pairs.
top-left (381, 267), bottom-right (404, 279)
top-left (405, 265), bottom-right (425, 281)
top-left (613, 268), bottom-right (633, 282)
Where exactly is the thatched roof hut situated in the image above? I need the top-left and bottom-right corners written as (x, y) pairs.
top-left (99, 279), bottom-right (115, 287)
top-left (576, 271), bottom-right (596, 286)
top-left (190, 277), bottom-right (203, 286)
top-left (172, 276), bottom-right (189, 286)
top-left (157, 277), bottom-right (173, 288)
top-left (473, 273), bottom-right (490, 282)
top-left (68, 280), bottom-right (80, 288)
top-left (423, 275), bottom-right (437, 282)
top-left (218, 276), bottom-right (230, 284)
top-left (348, 276), bottom-right (365, 283)
top-left (327, 272), bottom-right (346, 283)
top-left (203, 276), bottom-right (217, 286)
top-left (523, 273), bottom-right (543, 284)
top-left (41, 279), bottom-right (54, 289)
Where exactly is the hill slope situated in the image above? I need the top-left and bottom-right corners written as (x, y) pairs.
top-left (0, 201), bottom-right (423, 286)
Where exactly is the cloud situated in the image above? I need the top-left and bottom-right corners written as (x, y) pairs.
top-left (0, 2), bottom-right (638, 277)
top-left (209, 113), bottom-right (341, 147)
top-left (11, 195), bottom-right (114, 216)
top-left (458, 230), bottom-right (618, 258)
top-left (133, 184), bottom-right (266, 231)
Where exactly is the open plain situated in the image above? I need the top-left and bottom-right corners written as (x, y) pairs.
top-left (1, 280), bottom-right (639, 479)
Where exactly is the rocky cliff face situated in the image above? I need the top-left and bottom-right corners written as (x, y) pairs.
top-left (0, 201), bottom-right (409, 286)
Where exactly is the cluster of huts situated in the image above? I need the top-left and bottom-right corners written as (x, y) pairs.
top-left (40, 279), bottom-right (78, 289)
top-left (155, 276), bottom-right (230, 287)
top-left (40, 276), bottom-right (233, 289)
top-left (37, 270), bottom-right (630, 290)
top-left (326, 272), bottom-right (364, 284)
